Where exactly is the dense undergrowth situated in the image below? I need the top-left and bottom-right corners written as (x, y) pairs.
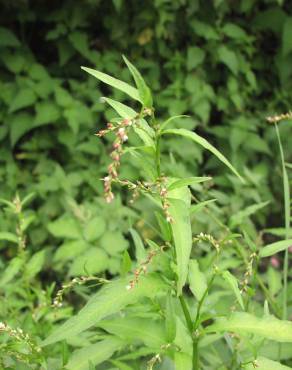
top-left (1, 0), bottom-right (292, 369)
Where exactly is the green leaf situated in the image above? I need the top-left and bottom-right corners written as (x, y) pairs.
top-left (42, 274), bottom-right (167, 346)
top-left (259, 239), bottom-right (292, 258)
top-left (174, 352), bottom-right (192, 370)
top-left (206, 312), bottom-right (292, 342)
top-left (21, 192), bottom-right (35, 208)
top-left (0, 257), bottom-right (24, 287)
top-left (0, 27), bottom-right (20, 47)
top-left (218, 45), bottom-right (238, 75)
top-left (162, 128), bottom-right (244, 182)
top-left (221, 270), bottom-right (244, 310)
top-left (100, 231), bottom-right (128, 256)
top-left (47, 216), bottom-right (82, 239)
top-left (155, 212), bottom-right (172, 242)
top-left (222, 23), bottom-right (248, 40)
top-left (110, 360), bottom-right (132, 370)
top-left (190, 199), bottom-right (217, 215)
top-left (34, 101), bottom-right (60, 126)
top-left (245, 356), bottom-right (291, 370)
top-left (121, 251), bottom-right (132, 276)
top-left (168, 198), bottom-right (192, 295)
top-left (0, 232), bottom-right (18, 244)
top-left (100, 317), bottom-right (166, 348)
top-left (83, 216), bottom-right (106, 242)
top-left (81, 66), bottom-right (141, 102)
top-left (122, 55), bottom-right (153, 107)
top-left (9, 113), bottom-right (34, 147)
top-left (165, 296), bottom-right (176, 342)
top-left (69, 31), bottom-right (92, 61)
top-left (102, 97), bottom-right (154, 147)
top-left (160, 115), bottom-right (190, 131)
top-left (174, 318), bottom-right (193, 370)
top-left (187, 47), bottom-right (205, 70)
top-left (66, 337), bottom-right (123, 370)
top-left (188, 259), bottom-right (207, 301)
top-left (9, 88), bottom-right (37, 113)
top-left (267, 267), bottom-right (282, 297)
top-left (69, 248), bottom-right (109, 276)
top-left (230, 201), bottom-right (270, 228)
top-left (129, 228), bottom-right (146, 262)
top-left (167, 177), bottom-right (211, 191)
top-left (53, 240), bottom-right (89, 263)
top-left (282, 17), bottom-right (292, 56)
top-left (24, 249), bottom-right (47, 280)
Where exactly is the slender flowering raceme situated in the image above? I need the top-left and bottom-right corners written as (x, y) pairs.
top-left (266, 111), bottom-right (292, 124)
top-left (95, 117), bottom-right (137, 203)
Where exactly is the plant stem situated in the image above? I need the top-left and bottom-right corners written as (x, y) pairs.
top-left (178, 295), bottom-right (199, 370)
top-left (155, 134), bottom-right (161, 178)
top-left (180, 275), bottom-right (216, 370)
top-left (194, 274), bottom-right (216, 329)
top-left (179, 295), bottom-right (193, 332)
top-left (275, 124), bottom-right (290, 320)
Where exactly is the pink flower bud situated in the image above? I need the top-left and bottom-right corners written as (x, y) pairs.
top-left (270, 256), bottom-right (280, 268)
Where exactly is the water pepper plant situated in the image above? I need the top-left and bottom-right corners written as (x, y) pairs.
top-left (40, 57), bottom-right (292, 370)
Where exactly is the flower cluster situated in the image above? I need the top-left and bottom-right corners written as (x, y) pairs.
top-left (0, 322), bottom-right (41, 355)
top-left (157, 178), bottom-right (173, 223)
top-left (266, 111), bottom-right (292, 124)
top-left (126, 244), bottom-right (166, 290)
top-left (240, 252), bottom-right (257, 294)
top-left (97, 118), bottom-right (134, 203)
top-left (193, 232), bottom-right (220, 252)
top-left (52, 276), bottom-right (109, 308)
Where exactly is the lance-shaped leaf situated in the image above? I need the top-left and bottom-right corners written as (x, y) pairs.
top-left (81, 66), bottom-right (141, 102)
top-left (206, 312), bottom-right (292, 342)
top-left (168, 198), bottom-right (192, 295)
top-left (259, 239), bottom-right (292, 258)
top-left (167, 177), bottom-right (211, 191)
top-left (42, 274), bottom-right (166, 346)
top-left (102, 97), bottom-right (154, 147)
top-left (100, 317), bottom-right (166, 349)
top-left (188, 259), bottom-right (207, 301)
top-left (221, 270), bottom-right (244, 310)
top-left (161, 128), bottom-right (244, 182)
top-left (122, 55), bottom-right (153, 108)
top-left (66, 337), bottom-right (123, 370)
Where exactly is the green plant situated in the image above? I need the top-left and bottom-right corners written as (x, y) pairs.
top-left (39, 58), bottom-right (292, 370)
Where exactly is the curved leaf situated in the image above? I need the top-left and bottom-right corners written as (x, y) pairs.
top-left (66, 337), bottom-right (122, 370)
top-left (122, 55), bottom-right (152, 107)
top-left (102, 97), bottom-right (154, 147)
top-left (42, 274), bottom-right (167, 346)
top-left (168, 198), bottom-right (192, 295)
top-left (206, 312), bottom-right (292, 342)
top-left (259, 239), bottom-right (292, 258)
top-left (81, 66), bottom-right (141, 102)
top-left (161, 128), bottom-right (244, 182)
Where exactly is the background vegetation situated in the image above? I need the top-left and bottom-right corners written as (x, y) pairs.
top-left (1, 0), bottom-right (292, 369)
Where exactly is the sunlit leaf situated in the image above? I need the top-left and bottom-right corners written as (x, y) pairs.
top-left (221, 270), bottom-right (244, 310)
top-left (188, 259), bottom-right (207, 301)
top-left (122, 55), bottom-right (153, 107)
top-left (206, 312), bottom-right (292, 342)
top-left (66, 337), bottom-right (123, 370)
top-left (259, 239), bottom-right (292, 258)
top-left (168, 198), bottom-right (192, 295)
top-left (42, 274), bottom-right (167, 346)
